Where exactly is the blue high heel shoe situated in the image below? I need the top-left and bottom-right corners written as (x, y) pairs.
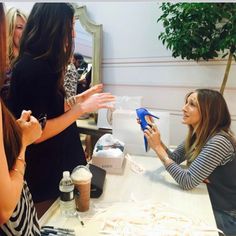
top-left (136, 108), bottom-right (159, 152)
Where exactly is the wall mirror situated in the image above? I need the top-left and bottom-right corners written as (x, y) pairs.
top-left (74, 5), bottom-right (102, 86)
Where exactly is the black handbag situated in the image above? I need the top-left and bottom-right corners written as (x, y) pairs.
top-left (88, 164), bottom-right (106, 198)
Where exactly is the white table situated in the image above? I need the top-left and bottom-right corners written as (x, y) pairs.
top-left (39, 155), bottom-right (218, 235)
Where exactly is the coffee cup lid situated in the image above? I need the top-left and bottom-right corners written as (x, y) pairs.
top-left (71, 165), bottom-right (92, 181)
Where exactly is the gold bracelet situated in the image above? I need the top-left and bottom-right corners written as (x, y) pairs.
top-left (161, 155), bottom-right (170, 164)
top-left (12, 168), bottom-right (24, 177)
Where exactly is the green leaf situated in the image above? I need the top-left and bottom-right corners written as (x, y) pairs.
top-left (157, 2), bottom-right (236, 90)
top-left (157, 3), bottom-right (236, 61)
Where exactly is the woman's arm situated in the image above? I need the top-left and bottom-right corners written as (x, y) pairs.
top-left (10, 61), bottom-right (114, 144)
top-left (36, 89), bottom-right (115, 143)
top-left (144, 124), bottom-right (233, 190)
top-left (0, 107), bottom-right (41, 224)
top-left (165, 135), bottom-right (233, 190)
top-left (144, 124), bottom-right (185, 165)
top-left (0, 103), bottom-right (24, 224)
top-left (165, 142), bottom-right (186, 164)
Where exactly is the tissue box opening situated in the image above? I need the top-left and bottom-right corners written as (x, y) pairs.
top-left (92, 134), bottom-right (126, 174)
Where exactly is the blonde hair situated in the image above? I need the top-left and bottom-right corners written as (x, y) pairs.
top-left (6, 7), bottom-right (27, 67)
top-left (0, 4), bottom-right (7, 86)
top-left (185, 89), bottom-right (233, 164)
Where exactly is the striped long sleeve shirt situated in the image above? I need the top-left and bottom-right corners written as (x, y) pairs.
top-left (165, 134), bottom-right (235, 190)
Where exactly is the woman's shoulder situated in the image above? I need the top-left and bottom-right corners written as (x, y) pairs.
top-left (210, 132), bottom-right (233, 144)
top-left (15, 54), bottom-right (52, 74)
top-left (208, 132), bottom-right (235, 153)
top-left (13, 54), bottom-right (55, 80)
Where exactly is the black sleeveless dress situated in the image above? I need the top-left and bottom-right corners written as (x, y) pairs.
top-left (8, 54), bottom-right (87, 203)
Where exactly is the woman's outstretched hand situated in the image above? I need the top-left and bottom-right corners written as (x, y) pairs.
top-left (78, 92), bottom-right (115, 114)
top-left (72, 84), bottom-right (115, 114)
top-left (16, 110), bottom-right (42, 148)
top-left (75, 84), bottom-right (103, 104)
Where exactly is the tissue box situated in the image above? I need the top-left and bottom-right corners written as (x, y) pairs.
top-left (92, 153), bottom-right (125, 174)
top-left (91, 134), bottom-right (126, 174)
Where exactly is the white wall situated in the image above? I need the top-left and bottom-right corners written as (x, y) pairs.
top-left (5, 2), bottom-right (236, 146)
top-left (82, 1), bottom-right (236, 146)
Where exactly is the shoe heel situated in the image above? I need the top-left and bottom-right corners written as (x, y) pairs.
top-left (144, 137), bottom-right (150, 152)
top-left (136, 108), bottom-right (159, 130)
top-left (147, 112), bottom-right (159, 120)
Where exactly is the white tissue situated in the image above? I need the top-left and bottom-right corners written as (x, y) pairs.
top-left (94, 148), bottom-right (123, 158)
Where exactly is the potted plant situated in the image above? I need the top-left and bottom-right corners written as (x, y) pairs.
top-left (157, 3), bottom-right (236, 94)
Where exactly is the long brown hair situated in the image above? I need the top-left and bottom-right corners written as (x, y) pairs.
top-left (0, 3), bottom-right (22, 170)
top-left (185, 89), bottom-right (234, 164)
top-left (16, 3), bottom-right (75, 94)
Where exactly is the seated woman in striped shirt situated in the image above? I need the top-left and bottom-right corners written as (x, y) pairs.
top-left (143, 89), bottom-right (236, 236)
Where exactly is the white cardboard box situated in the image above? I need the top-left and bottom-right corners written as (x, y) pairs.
top-left (92, 153), bottom-right (125, 174)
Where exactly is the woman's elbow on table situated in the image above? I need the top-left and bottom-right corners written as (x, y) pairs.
top-left (181, 185), bottom-right (195, 191)
top-left (177, 181), bottom-right (197, 191)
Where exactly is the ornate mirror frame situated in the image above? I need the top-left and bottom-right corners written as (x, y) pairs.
top-left (74, 5), bottom-right (102, 86)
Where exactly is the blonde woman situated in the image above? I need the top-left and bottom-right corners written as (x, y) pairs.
top-left (143, 89), bottom-right (236, 235)
top-left (6, 7), bottom-right (27, 67)
top-left (0, 8), bottom-right (27, 102)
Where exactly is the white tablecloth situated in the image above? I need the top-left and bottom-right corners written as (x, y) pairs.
top-left (39, 155), bottom-right (218, 236)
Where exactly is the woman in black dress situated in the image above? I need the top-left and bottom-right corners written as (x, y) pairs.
top-left (8, 3), bottom-right (114, 203)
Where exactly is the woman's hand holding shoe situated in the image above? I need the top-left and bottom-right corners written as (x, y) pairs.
top-left (144, 124), bottom-right (162, 151)
top-left (144, 125), bottom-right (171, 165)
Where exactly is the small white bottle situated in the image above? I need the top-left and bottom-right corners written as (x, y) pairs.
top-left (59, 171), bottom-right (76, 217)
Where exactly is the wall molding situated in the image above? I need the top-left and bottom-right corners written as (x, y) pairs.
top-left (103, 56), bottom-right (236, 67)
top-left (104, 83), bottom-right (236, 91)
top-left (102, 65), bottom-right (236, 88)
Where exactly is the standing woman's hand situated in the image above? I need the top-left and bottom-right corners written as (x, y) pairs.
top-left (75, 84), bottom-right (103, 103)
top-left (76, 93), bottom-right (115, 114)
top-left (16, 110), bottom-right (42, 148)
top-left (65, 84), bottom-right (104, 111)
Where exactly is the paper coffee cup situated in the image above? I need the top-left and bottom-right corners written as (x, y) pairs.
top-left (71, 165), bottom-right (92, 212)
